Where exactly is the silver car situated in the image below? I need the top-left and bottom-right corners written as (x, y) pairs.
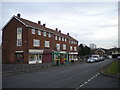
top-left (87, 57), bottom-right (96, 63)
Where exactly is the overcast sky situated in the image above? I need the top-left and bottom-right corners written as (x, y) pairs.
top-left (0, 1), bottom-right (118, 49)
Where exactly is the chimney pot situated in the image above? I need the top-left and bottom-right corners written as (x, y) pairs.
top-left (43, 24), bottom-right (46, 27)
top-left (59, 30), bottom-right (61, 33)
top-left (38, 21), bottom-right (41, 24)
top-left (17, 13), bottom-right (21, 18)
top-left (55, 28), bottom-right (58, 31)
top-left (67, 33), bottom-right (69, 35)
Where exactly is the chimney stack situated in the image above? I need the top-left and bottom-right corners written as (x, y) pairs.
top-left (67, 33), bottom-right (69, 35)
top-left (59, 30), bottom-right (61, 33)
top-left (55, 28), bottom-right (58, 31)
top-left (17, 13), bottom-right (21, 18)
top-left (38, 21), bottom-right (41, 24)
top-left (43, 24), bottom-right (46, 27)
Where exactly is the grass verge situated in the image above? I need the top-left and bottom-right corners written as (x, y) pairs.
top-left (101, 60), bottom-right (120, 78)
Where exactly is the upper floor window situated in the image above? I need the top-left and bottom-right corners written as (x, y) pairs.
top-left (55, 36), bottom-right (57, 40)
top-left (33, 39), bottom-right (40, 47)
top-left (65, 38), bottom-right (67, 42)
top-left (38, 30), bottom-right (41, 35)
top-left (63, 44), bottom-right (66, 50)
top-left (17, 40), bottom-right (22, 46)
top-left (74, 47), bottom-right (77, 51)
top-left (59, 36), bottom-right (61, 41)
top-left (45, 41), bottom-right (50, 47)
top-left (62, 37), bottom-right (64, 41)
top-left (17, 27), bottom-right (22, 34)
top-left (56, 44), bottom-right (60, 51)
top-left (32, 29), bottom-right (35, 34)
top-left (43, 31), bottom-right (46, 36)
top-left (70, 46), bottom-right (73, 51)
top-left (17, 27), bottom-right (22, 46)
top-left (48, 33), bottom-right (51, 37)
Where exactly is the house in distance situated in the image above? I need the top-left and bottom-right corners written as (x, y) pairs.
top-left (2, 13), bottom-right (78, 64)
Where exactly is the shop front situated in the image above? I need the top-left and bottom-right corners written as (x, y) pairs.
top-left (28, 49), bottom-right (43, 64)
top-left (52, 51), bottom-right (68, 66)
top-left (15, 51), bottom-right (24, 64)
top-left (69, 52), bottom-right (78, 62)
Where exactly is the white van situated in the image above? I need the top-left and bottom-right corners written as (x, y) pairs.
top-left (91, 55), bottom-right (100, 62)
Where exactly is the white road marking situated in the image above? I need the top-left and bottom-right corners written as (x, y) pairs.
top-left (88, 79), bottom-right (91, 82)
top-left (80, 84), bottom-right (84, 87)
top-left (84, 82), bottom-right (88, 84)
top-left (75, 73), bottom-right (100, 90)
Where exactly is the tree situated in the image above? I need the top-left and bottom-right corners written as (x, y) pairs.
top-left (78, 44), bottom-right (91, 57)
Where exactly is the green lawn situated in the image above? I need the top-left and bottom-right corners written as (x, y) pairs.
top-left (102, 60), bottom-right (120, 77)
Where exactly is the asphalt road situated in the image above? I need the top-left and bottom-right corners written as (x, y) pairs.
top-left (2, 59), bottom-right (118, 88)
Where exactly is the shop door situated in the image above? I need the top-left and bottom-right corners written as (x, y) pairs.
top-left (37, 55), bottom-right (42, 63)
top-left (16, 53), bottom-right (24, 63)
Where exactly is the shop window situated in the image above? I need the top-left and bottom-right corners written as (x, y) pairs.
top-left (16, 53), bottom-right (24, 63)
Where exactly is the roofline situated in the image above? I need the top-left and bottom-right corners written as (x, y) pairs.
top-left (1, 15), bottom-right (28, 31)
top-left (14, 16), bottom-right (28, 27)
top-left (1, 15), bottom-right (78, 41)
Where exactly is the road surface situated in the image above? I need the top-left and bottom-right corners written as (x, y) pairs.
top-left (2, 59), bottom-right (118, 88)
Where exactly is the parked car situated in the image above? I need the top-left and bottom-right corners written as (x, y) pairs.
top-left (99, 56), bottom-right (105, 61)
top-left (91, 55), bottom-right (100, 62)
top-left (87, 57), bottom-right (96, 63)
top-left (117, 56), bottom-right (120, 60)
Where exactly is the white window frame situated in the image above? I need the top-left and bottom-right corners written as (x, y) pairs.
top-left (70, 46), bottom-right (73, 51)
top-left (38, 30), bottom-right (41, 35)
top-left (48, 33), bottom-right (51, 37)
top-left (45, 41), bottom-right (50, 47)
top-left (17, 39), bottom-right (22, 46)
top-left (74, 47), bottom-right (77, 51)
top-left (59, 36), bottom-right (61, 41)
top-left (62, 37), bottom-right (64, 41)
top-left (63, 44), bottom-right (66, 50)
top-left (56, 44), bottom-right (60, 51)
top-left (17, 27), bottom-right (22, 46)
top-left (32, 29), bottom-right (35, 34)
top-left (33, 39), bottom-right (40, 47)
top-left (55, 36), bottom-right (57, 40)
top-left (65, 38), bottom-right (67, 42)
top-left (17, 27), bottom-right (22, 34)
top-left (43, 31), bottom-right (46, 36)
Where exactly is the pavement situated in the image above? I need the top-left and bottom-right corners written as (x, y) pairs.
top-left (2, 59), bottom-right (119, 89)
top-left (2, 60), bottom-right (85, 76)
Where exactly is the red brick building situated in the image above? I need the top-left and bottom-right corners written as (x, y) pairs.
top-left (2, 14), bottom-right (78, 64)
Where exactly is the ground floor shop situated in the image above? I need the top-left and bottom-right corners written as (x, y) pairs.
top-left (3, 49), bottom-right (78, 64)
top-left (69, 52), bottom-right (78, 61)
top-left (52, 51), bottom-right (68, 65)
